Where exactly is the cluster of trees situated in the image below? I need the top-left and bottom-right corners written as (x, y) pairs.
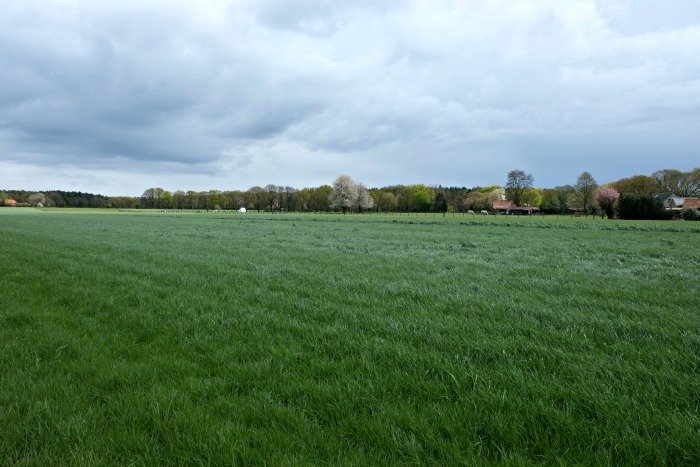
top-left (503, 168), bottom-right (699, 219)
top-left (0, 190), bottom-right (110, 208)
top-left (329, 175), bottom-right (373, 213)
top-left (499, 169), bottom-right (604, 215)
top-left (3, 167), bottom-right (697, 219)
top-left (611, 168), bottom-right (700, 197)
top-left (131, 182), bottom-right (468, 213)
top-left (115, 185), bottom-right (337, 211)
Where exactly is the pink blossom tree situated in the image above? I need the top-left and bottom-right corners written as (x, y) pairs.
top-left (596, 187), bottom-right (620, 219)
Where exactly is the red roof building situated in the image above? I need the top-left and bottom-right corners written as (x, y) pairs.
top-left (4, 198), bottom-right (18, 207)
top-left (492, 199), bottom-right (540, 214)
top-left (683, 197), bottom-right (700, 210)
top-left (492, 200), bottom-right (517, 211)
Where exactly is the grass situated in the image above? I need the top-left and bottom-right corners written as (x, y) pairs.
top-left (1, 208), bottom-right (698, 464)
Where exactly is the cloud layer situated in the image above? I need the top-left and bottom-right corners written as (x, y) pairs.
top-left (1, 0), bottom-right (699, 195)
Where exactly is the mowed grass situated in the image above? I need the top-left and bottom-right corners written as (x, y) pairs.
top-left (1, 208), bottom-right (698, 464)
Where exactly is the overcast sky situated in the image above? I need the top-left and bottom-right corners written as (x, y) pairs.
top-left (1, 0), bottom-right (699, 195)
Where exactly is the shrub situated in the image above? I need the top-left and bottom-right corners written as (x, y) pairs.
top-left (681, 209), bottom-right (699, 221)
top-left (618, 195), bottom-right (668, 220)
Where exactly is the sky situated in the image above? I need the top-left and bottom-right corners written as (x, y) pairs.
top-left (1, 0), bottom-right (699, 196)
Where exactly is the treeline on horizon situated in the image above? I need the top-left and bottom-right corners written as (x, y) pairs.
top-left (2, 167), bottom-right (698, 215)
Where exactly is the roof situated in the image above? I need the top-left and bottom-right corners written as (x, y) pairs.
top-left (670, 196), bottom-right (685, 206)
top-left (683, 197), bottom-right (700, 209)
top-left (653, 192), bottom-right (675, 201)
top-left (492, 200), bottom-right (516, 210)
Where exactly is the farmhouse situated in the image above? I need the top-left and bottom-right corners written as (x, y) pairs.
top-left (4, 198), bottom-right (18, 207)
top-left (654, 192), bottom-right (684, 209)
top-left (492, 199), bottom-right (540, 215)
top-left (683, 197), bottom-right (700, 211)
top-left (492, 200), bottom-right (516, 212)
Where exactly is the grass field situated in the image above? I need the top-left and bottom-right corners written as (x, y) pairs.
top-left (1, 208), bottom-right (698, 464)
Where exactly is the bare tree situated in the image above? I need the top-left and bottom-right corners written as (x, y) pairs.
top-left (505, 170), bottom-right (534, 206)
top-left (264, 184), bottom-right (279, 211)
top-left (652, 168), bottom-right (700, 196)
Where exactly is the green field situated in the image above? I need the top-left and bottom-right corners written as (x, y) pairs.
top-left (1, 208), bottom-right (698, 464)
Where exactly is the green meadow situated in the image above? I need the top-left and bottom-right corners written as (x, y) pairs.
top-left (1, 208), bottom-right (698, 464)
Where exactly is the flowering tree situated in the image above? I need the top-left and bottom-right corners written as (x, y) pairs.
top-left (354, 183), bottom-right (374, 212)
top-left (596, 187), bottom-right (620, 219)
top-left (330, 175), bottom-right (358, 213)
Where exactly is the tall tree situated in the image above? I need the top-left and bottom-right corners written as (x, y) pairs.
top-left (652, 169), bottom-right (683, 193)
top-left (521, 188), bottom-right (543, 207)
top-left (330, 175), bottom-right (358, 214)
top-left (410, 185), bottom-right (433, 212)
top-left (354, 183), bottom-right (374, 212)
top-left (307, 185), bottom-right (333, 211)
top-left (611, 175), bottom-right (657, 196)
top-left (651, 168), bottom-right (700, 196)
top-left (141, 187), bottom-right (166, 209)
top-left (575, 172), bottom-right (598, 214)
top-left (505, 170), bottom-right (534, 206)
top-left (28, 193), bottom-right (46, 206)
top-left (434, 191), bottom-right (448, 215)
top-left (377, 192), bottom-right (398, 212)
top-left (172, 190), bottom-right (187, 209)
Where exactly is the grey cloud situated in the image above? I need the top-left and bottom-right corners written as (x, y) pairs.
top-left (1, 0), bottom-right (699, 194)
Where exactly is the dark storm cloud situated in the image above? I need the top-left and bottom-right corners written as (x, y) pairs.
top-left (1, 0), bottom-right (699, 195)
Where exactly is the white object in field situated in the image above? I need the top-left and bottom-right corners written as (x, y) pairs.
top-left (480, 210), bottom-right (488, 215)
top-left (239, 207), bottom-right (247, 213)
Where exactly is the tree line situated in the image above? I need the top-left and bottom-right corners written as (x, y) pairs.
top-left (2, 167), bottom-right (698, 218)
top-left (0, 190), bottom-right (110, 208)
top-left (501, 168), bottom-right (699, 220)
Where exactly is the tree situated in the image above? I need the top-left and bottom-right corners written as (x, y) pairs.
top-left (354, 183), bottom-right (374, 212)
top-left (28, 192), bottom-right (46, 206)
top-left (186, 190), bottom-right (199, 209)
top-left (540, 189), bottom-right (562, 213)
top-left (521, 188), bottom-right (542, 207)
top-left (596, 187), bottom-right (620, 219)
top-left (264, 184), bottom-right (279, 211)
top-left (575, 172), bottom-right (598, 214)
top-left (307, 185), bottom-right (332, 211)
top-left (651, 168), bottom-right (699, 196)
top-left (505, 170), bottom-right (534, 206)
top-left (248, 186), bottom-right (267, 211)
top-left (410, 185), bottom-right (433, 212)
top-left (297, 189), bottom-right (311, 211)
top-left (461, 191), bottom-right (487, 212)
top-left (652, 169), bottom-right (683, 193)
top-left (377, 192), bottom-right (398, 212)
top-left (690, 168), bottom-right (700, 196)
top-left (142, 188), bottom-right (164, 208)
top-left (173, 190), bottom-right (187, 209)
top-left (330, 175), bottom-right (358, 213)
top-left (434, 191), bottom-right (448, 215)
top-left (162, 190), bottom-right (173, 209)
top-left (611, 175), bottom-right (657, 196)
